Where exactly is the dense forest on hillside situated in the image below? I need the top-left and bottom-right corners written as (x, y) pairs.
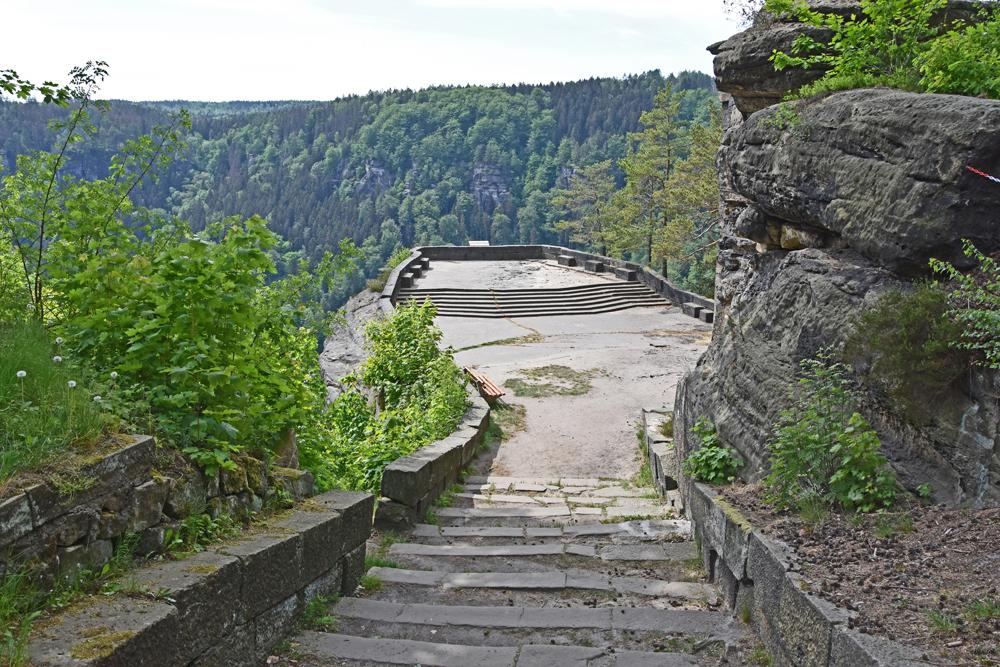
top-left (1, 70), bottom-right (719, 306)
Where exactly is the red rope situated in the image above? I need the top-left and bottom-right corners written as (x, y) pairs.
top-left (967, 165), bottom-right (1000, 184)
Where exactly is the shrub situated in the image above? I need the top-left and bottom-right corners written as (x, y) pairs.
top-left (930, 241), bottom-right (1000, 369)
top-left (366, 247), bottom-right (412, 292)
top-left (682, 417), bottom-right (743, 485)
top-left (764, 0), bottom-right (1000, 99)
top-left (845, 282), bottom-right (971, 423)
top-left (0, 322), bottom-right (112, 483)
top-left (764, 355), bottom-right (896, 513)
top-left (307, 302), bottom-right (469, 493)
top-left (918, 11), bottom-right (1000, 99)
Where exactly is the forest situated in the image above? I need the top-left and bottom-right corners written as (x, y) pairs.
top-left (0, 69), bottom-right (721, 305)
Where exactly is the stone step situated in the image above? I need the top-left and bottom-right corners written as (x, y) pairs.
top-left (464, 476), bottom-right (605, 488)
top-left (434, 505), bottom-right (674, 527)
top-left (367, 567), bottom-right (718, 602)
top-left (329, 598), bottom-right (739, 641)
top-left (410, 519), bottom-right (690, 541)
top-left (293, 632), bottom-right (701, 666)
top-left (388, 541), bottom-right (698, 562)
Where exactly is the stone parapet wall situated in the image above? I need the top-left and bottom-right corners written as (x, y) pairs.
top-left (28, 490), bottom-right (373, 667)
top-left (0, 435), bottom-right (316, 584)
top-left (376, 389), bottom-right (490, 529)
top-left (687, 482), bottom-right (926, 666)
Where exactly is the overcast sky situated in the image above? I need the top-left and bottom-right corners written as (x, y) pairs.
top-left (5, 0), bottom-right (736, 101)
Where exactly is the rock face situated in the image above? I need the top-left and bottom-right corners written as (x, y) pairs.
top-left (677, 16), bottom-right (1000, 507)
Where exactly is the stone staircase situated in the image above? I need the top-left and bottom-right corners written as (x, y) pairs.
top-left (290, 476), bottom-right (742, 666)
top-left (395, 283), bottom-right (667, 318)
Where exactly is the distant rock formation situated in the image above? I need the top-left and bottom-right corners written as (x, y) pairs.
top-left (677, 8), bottom-right (1000, 507)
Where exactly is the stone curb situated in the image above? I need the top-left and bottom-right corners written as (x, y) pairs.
top-left (376, 388), bottom-right (491, 529)
top-left (27, 490), bottom-right (373, 667)
top-left (686, 482), bottom-right (931, 667)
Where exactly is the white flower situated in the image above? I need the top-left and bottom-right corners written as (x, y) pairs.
top-left (53, 355), bottom-right (63, 363)
top-left (55, 337), bottom-right (64, 345)
top-left (16, 370), bottom-right (26, 378)
top-left (67, 380), bottom-right (77, 389)
top-left (92, 395), bottom-right (102, 402)
top-left (110, 371), bottom-right (119, 380)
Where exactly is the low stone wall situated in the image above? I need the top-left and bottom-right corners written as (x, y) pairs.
top-left (375, 389), bottom-right (491, 529)
top-left (687, 482), bottom-right (928, 666)
top-left (378, 245), bottom-right (715, 317)
top-left (0, 435), bottom-right (315, 585)
top-left (641, 408), bottom-right (680, 505)
top-left (28, 490), bottom-right (373, 667)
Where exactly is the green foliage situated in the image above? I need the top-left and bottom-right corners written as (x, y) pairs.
top-left (309, 302), bottom-right (468, 493)
top-left (301, 595), bottom-right (338, 631)
top-left (918, 11), bottom-right (1000, 98)
top-left (766, 0), bottom-right (999, 100)
top-left (845, 283), bottom-right (971, 423)
top-left (682, 417), bottom-right (742, 485)
top-left (764, 355), bottom-right (896, 514)
top-left (367, 247), bottom-right (412, 292)
top-left (163, 512), bottom-right (241, 554)
top-left (0, 567), bottom-right (42, 667)
top-left (926, 609), bottom-right (958, 634)
top-left (0, 321), bottom-right (111, 483)
top-left (359, 575), bottom-right (382, 592)
top-left (930, 241), bottom-right (1000, 369)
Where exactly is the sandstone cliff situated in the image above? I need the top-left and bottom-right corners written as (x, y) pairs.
top-left (677, 5), bottom-right (1000, 507)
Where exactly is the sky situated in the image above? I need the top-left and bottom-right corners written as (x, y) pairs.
top-left (4, 0), bottom-right (736, 102)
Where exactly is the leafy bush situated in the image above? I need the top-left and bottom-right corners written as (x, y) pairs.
top-left (306, 302), bottom-right (469, 493)
top-left (766, 0), bottom-right (999, 100)
top-left (682, 417), bottom-right (743, 485)
top-left (0, 322), bottom-right (112, 483)
top-left (764, 355), bottom-right (896, 513)
top-left (930, 241), bottom-right (1000, 369)
top-left (367, 247), bottom-right (412, 292)
top-left (918, 11), bottom-right (1000, 98)
top-left (845, 282), bottom-right (971, 422)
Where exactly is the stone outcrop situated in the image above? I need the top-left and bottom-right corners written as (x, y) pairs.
top-left (677, 14), bottom-right (1000, 507)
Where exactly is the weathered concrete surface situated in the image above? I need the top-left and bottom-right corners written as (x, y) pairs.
top-left (424, 261), bottom-right (710, 479)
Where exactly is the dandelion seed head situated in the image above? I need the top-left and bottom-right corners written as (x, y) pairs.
top-left (55, 337), bottom-right (64, 345)
top-left (53, 355), bottom-right (63, 363)
top-left (16, 370), bottom-right (26, 378)
top-left (110, 371), bottom-right (119, 380)
top-left (67, 380), bottom-right (77, 388)
top-left (93, 395), bottom-right (102, 402)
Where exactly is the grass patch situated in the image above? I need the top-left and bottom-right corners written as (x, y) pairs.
top-left (436, 484), bottom-right (463, 508)
top-left (926, 609), bottom-right (958, 634)
top-left (359, 575), bottom-right (382, 592)
top-left (456, 332), bottom-right (544, 352)
top-left (1, 321), bottom-right (113, 485)
top-left (745, 642), bottom-right (772, 666)
top-left (301, 594), bottom-right (338, 631)
top-left (424, 508), bottom-right (439, 525)
top-left (965, 598), bottom-right (1000, 622)
top-left (505, 365), bottom-right (599, 398)
top-left (632, 424), bottom-right (654, 488)
top-left (871, 511), bottom-right (915, 539)
top-left (364, 555), bottom-right (401, 570)
top-left (489, 403), bottom-right (527, 442)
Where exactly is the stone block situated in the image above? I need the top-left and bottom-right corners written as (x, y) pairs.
top-left (381, 454), bottom-right (436, 507)
top-left (244, 456), bottom-right (268, 496)
top-left (613, 266), bottom-right (638, 281)
top-left (216, 531), bottom-right (302, 618)
top-left (164, 469), bottom-right (207, 518)
top-left (399, 272), bottom-right (414, 288)
top-left (58, 540), bottom-right (113, 579)
top-left (409, 265), bottom-right (422, 278)
top-left (681, 301), bottom-right (703, 318)
top-left (374, 498), bottom-right (415, 531)
top-left (271, 466), bottom-right (314, 499)
top-left (220, 463), bottom-right (248, 496)
top-left (311, 490), bottom-right (374, 551)
top-left (829, 627), bottom-right (930, 666)
top-left (584, 259), bottom-right (604, 272)
top-left (137, 524), bottom-right (170, 556)
top-left (699, 309), bottom-right (715, 323)
top-left (188, 621), bottom-right (254, 667)
top-left (47, 508), bottom-right (96, 546)
top-left (418, 257), bottom-right (431, 271)
top-left (253, 593), bottom-right (303, 659)
top-left (269, 506), bottom-right (345, 587)
top-left (304, 562), bottom-right (345, 603)
top-left (132, 550), bottom-right (243, 664)
top-left (28, 595), bottom-right (179, 666)
top-left (130, 479), bottom-right (169, 532)
top-left (557, 254), bottom-right (577, 267)
top-left (0, 493), bottom-right (34, 548)
top-left (341, 543), bottom-right (367, 595)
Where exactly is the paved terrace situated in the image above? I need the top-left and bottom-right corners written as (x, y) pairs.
top-left (417, 259), bottom-right (712, 480)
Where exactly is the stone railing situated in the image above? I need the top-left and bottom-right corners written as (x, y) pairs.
top-left (28, 490), bottom-right (373, 666)
top-left (0, 435), bottom-right (317, 584)
top-left (687, 482), bottom-right (927, 666)
top-left (378, 244), bottom-right (715, 319)
top-left (375, 388), bottom-right (491, 529)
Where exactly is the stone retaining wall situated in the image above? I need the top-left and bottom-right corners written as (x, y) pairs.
top-left (687, 482), bottom-right (928, 666)
top-left (378, 245), bottom-right (715, 316)
top-left (28, 490), bottom-right (373, 667)
top-left (375, 388), bottom-right (491, 529)
top-left (0, 435), bottom-right (316, 585)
